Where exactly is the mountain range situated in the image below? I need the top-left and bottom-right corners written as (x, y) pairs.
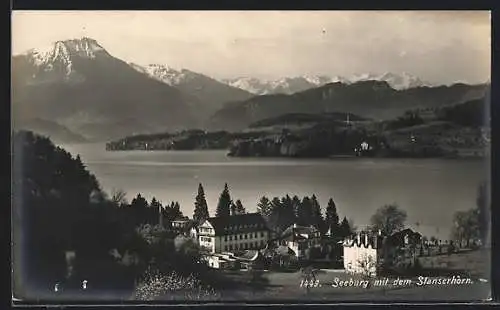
top-left (222, 72), bottom-right (432, 95)
top-left (209, 81), bottom-right (487, 131)
top-left (11, 37), bottom-right (489, 142)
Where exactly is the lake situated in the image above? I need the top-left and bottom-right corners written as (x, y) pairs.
top-left (62, 143), bottom-right (489, 240)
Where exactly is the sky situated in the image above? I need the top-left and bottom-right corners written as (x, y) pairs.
top-left (12, 11), bottom-right (491, 84)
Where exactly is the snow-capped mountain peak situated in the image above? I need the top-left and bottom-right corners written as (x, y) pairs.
top-left (25, 37), bottom-right (108, 65)
top-left (21, 37), bottom-right (110, 79)
top-left (350, 72), bottom-right (430, 90)
top-left (130, 63), bottom-right (198, 86)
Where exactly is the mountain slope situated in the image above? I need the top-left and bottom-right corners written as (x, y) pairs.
top-left (12, 37), bottom-right (199, 141)
top-left (209, 81), bottom-right (488, 131)
top-left (130, 63), bottom-right (254, 116)
top-left (13, 118), bottom-right (88, 144)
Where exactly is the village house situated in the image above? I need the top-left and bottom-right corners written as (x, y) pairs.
top-left (197, 213), bottom-right (270, 254)
top-left (278, 224), bottom-right (322, 260)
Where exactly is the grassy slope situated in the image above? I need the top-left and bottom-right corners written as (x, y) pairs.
top-left (209, 248), bottom-right (490, 302)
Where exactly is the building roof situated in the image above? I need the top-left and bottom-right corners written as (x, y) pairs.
top-left (343, 232), bottom-right (384, 249)
top-left (387, 228), bottom-right (422, 245)
top-left (281, 224), bottom-right (320, 242)
top-left (234, 250), bottom-right (260, 261)
top-left (204, 213), bottom-right (268, 236)
top-left (343, 228), bottom-right (422, 249)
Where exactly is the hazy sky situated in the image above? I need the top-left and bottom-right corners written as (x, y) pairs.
top-left (12, 11), bottom-right (490, 84)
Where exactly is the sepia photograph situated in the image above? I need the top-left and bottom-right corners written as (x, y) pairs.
top-left (11, 10), bottom-right (491, 303)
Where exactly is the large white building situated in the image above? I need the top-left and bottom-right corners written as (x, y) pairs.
top-left (198, 213), bottom-right (270, 254)
top-left (343, 228), bottom-right (422, 276)
top-left (343, 232), bottom-right (383, 276)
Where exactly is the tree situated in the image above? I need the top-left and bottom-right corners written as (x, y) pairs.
top-left (215, 183), bottom-right (231, 217)
top-left (163, 202), bottom-right (184, 223)
top-left (111, 188), bottom-right (128, 206)
top-left (193, 183), bottom-right (210, 225)
top-left (234, 199), bottom-right (246, 215)
top-left (131, 194), bottom-right (149, 209)
top-left (257, 196), bottom-right (273, 217)
top-left (291, 195), bottom-right (301, 217)
top-left (131, 194), bottom-right (150, 225)
top-left (271, 197), bottom-right (282, 210)
top-left (149, 197), bottom-right (162, 225)
top-left (370, 204), bottom-right (407, 236)
top-left (339, 217), bottom-right (353, 238)
top-left (451, 209), bottom-right (479, 247)
top-left (310, 195), bottom-right (324, 232)
top-left (325, 198), bottom-right (340, 237)
top-left (297, 196), bottom-right (313, 226)
top-left (279, 195), bottom-right (296, 230)
top-left (11, 131), bottom-right (119, 291)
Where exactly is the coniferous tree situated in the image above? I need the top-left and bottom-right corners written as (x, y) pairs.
top-left (339, 216), bottom-right (353, 238)
top-left (165, 201), bottom-right (183, 222)
top-left (193, 183), bottom-right (210, 225)
top-left (271, 197), bottom-right (282, 210)
top-left (325, 198), bottom-right (340, 237)
top-left (131, 193), bottom-right (149, 224)
top-left (215, 183), bottom-right (231, 217)
top-left (149, 197), bottom-right (162, 225)
top-left (310, 195), bottom-right (324, 231)
top-left (280, 194), bottom-right (296, 229)
top-left (268, 197), bottom-right (283, 234)
top-left (291, 195), bottom-right (301, 217)
top-left (297, 196), bottom-right (313, 226)
top-left (257, 196), bottom-right (273, 217)
top-left (131, 193), bottom-right (149, 209)
top-left (174, 201), bottom-right (181, 213)
top-left (235, 199), bottom-right (246, 214)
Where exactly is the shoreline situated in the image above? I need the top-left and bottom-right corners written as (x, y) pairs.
top-left (102, 149), bottom-right (486, 161)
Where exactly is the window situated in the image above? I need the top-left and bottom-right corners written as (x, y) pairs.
top-left (229, 245), bottom-right (233, 251)
top-left (254, 233), bottom-right (257, 238)
top-left (224, 236), bottom-right (227, 241)
top-left (240, 235), bottom-right (243, 240)
top-left (261, 232), bottom-right (264, 238)
top-left (245, 234), bottom-right (248, 239)
top-left (224, 245), bottom-right (228, 251)
top-left (229, 236), bottom-right (232, 241)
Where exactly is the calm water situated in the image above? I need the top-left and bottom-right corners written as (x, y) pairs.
top-left (62, 143), bottom-right (489, 240)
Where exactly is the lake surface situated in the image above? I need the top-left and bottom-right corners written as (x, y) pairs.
top-left (62, 143), bottom-right (489, 240)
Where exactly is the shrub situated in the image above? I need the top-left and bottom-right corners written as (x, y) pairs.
top-left (132, 268), bottom-right (219, 301)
